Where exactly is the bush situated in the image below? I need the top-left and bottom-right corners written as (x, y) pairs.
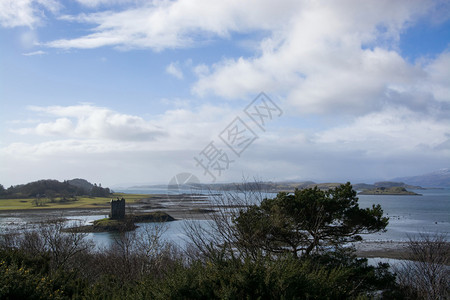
top-left (141, 251), bottom-right (401, 299)
top-left (0, 252), bottom-right (64, 300)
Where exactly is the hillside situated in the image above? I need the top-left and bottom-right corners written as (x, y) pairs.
top-left (0, 179), bottom-right (111, 199)
top-left (67, 178), bottom-right (95, 194)
top-left (393, 168), bottom-right (450, 188)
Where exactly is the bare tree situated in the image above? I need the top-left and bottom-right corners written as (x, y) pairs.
top-left (39, 219), bottom-right (93, 269)
top-left (0, 228), bottom-right (21, 249)
top-left (135, 223), bottom-right (167, 272)
top-left (183, 179), bottom-right (269, 261)
top-left (0, 217), bottom-right (94, 272)
top-left (100, 221), bottom-right (172, 280)
top-left (395, 232), bottom-right (449, 300)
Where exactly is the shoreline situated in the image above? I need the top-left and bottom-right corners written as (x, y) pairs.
top-left (355, 241), bottom-right (410, 260)
top-left (355, 241), bottom-right (450, 265)
top-left (1, 194), bottom-right (448, 262)
top-left (0, 208), bottom-right (424, 261)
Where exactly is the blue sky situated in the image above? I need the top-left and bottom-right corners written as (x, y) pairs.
top-left (1, 0), bottom-right (449, 188)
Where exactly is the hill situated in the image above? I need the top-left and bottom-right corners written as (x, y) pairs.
top-left (0, 178), bottom-right (111, 199)
top-left (393, 168), bottom-right (450, 188)
top-left (67, 178), bottom-right (94, 194)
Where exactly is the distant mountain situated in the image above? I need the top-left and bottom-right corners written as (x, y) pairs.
top-left (134, 180), bottom-right (423, 194)
top-left (393, 168), bottom-right (450, 188)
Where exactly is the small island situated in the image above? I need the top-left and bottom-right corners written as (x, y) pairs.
top-left (65, 198), bottom-right (175, 232)
top-left (359, 186), bottom-right (421, 195)
top-left (65, 211), bottom-right (176, 233)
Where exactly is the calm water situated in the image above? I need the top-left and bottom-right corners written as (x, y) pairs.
top-left (357, 189), bottom-right (449, 241)
top-left (1, 188), bottom-right (449, 249)
top-left (88, 188), bottom-right (449, 248)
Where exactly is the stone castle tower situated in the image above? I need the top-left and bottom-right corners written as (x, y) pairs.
top-left (110, 197), bottom-right (125, 219)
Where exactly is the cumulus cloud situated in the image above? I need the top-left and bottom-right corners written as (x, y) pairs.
top-left (421, 51), bottom-right (450, 103)
top-left (192, 0), bottom-right (442, 115)
top-left (315, 106), bottom-right (450, 155)
top-left (0, 0), bottom-right (60, 28)
top-left (9, 102), bottom-right (239, 153)
top-left (15, 104), bottom-right (166, 141)
top-left (166, 62), bottom-right (183, 79)
top-left (41, 1), bottom-right (450, 117)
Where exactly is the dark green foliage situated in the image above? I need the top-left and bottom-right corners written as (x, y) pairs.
top-left (0, 246), bottom-right (404, 300)
top-left (234, 183), bottom-right (389, 257)
top-left (4, 180), bottom-right (78, 199)
top-left (0, 249), bottom-right (64, 300)
top-left (90, 183), bottom-right (111, 197)
top-left (65, 178), bottom-right (94, 194)
top-left (0, 238), bottom-right (405, 300)
top-left (0, 179), bottom-right (111, 199)
top-left (139, 253), bottom-right (400, 299)
top-left (0, 184), bottom-right (5, 196)
top-left (0, 248), bottom-right (50, 275)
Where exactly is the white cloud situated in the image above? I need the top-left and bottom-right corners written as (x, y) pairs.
top-left (315, 106), bottom-right (450, 155)
top-left (36, 118), bottom-right (74, 136)
top-left (16, 104), bottom-right (166, 141)
top-left (2, 100), bottom-right (449, 187)
top-left (0, 0), bottom-right (60, 28)
top-left (421, 51), bottom-right (450, 103)
top-left (74, 0), bottom-right (139, 8)
top-left (23, 50), bottom-right (46, 56)
top-left (192, 0), bottom-right (438, 115)
top-left (193, 64), bottom-right (210, 77)
top-left (0, 102), bottom-right (244, 186)
top-left (166, 62), bottom-right (183, 79)
top-left (46, 0), bottom-right (301, 50)
top-left (10, 102), bottom-right (239, 152)
top-left (41, 1), bottom-right (448, 117)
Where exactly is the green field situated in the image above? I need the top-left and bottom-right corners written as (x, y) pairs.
top-left (0, 193), bottom-right (152, 210)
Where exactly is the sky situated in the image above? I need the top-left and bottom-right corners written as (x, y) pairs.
top-left (0, 0), bottom-right (449, 188)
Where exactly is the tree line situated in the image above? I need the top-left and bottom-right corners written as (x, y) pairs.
top-left (0, 178), bottom-right (111, 199)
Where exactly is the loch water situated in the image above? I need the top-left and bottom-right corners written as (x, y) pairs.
top-left (85, 188), bottom-right (450, 248)
top-left (1, 188), bottom-right (448, 249)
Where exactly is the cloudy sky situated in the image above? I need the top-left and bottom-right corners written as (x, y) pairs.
top-left (1, 0), bottom-right (449, 188)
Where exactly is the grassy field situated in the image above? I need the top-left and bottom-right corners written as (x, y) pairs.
top-left (0, 193), bottom-right (153, 211)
